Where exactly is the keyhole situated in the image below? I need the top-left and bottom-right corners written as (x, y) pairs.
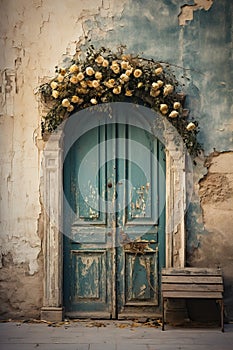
top-left (107, 182), bottom-right (113, 188)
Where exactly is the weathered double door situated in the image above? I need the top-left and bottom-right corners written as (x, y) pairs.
top-left (63, 123), bottom-right (165, 319)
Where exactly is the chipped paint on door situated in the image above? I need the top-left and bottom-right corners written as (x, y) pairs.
top-left (63, 123), bottom-right (165, 319)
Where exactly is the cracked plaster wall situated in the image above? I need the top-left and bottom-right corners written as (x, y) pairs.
top-left (0, 0), bottom-right (233, 319)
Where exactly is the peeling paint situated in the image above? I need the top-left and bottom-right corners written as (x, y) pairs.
top-left (178, 0), bottom-right (213, 26)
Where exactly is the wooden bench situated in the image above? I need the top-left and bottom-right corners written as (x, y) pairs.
top-left (161, 268), bottom-right (224, 331)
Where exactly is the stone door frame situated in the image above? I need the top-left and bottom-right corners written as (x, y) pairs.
top-left (40, 121), bottom-right (187, 322)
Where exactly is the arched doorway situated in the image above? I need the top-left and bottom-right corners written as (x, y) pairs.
top-left (40, 103), bottom-right (187, 322)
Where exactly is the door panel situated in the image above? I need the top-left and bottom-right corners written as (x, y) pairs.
top-left (63, 123), bottom-right (165, 318)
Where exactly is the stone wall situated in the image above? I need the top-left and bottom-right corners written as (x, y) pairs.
top-left (0, 0), bottom-right (232, 320)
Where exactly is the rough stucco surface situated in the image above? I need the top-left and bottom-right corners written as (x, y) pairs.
top-left (0, 0), bottom-right (233, 320)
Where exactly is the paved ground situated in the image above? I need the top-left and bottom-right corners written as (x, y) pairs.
top-left (0, 320), bottom-right (233, 350)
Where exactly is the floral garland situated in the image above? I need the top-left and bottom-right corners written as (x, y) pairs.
top-left (39, 46), bottom-right (201, 158)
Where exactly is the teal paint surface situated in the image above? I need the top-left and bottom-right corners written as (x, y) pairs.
top-left (82, 0), bottom-right (232, 155)
top-left (63, 123), bottom-right (166, 318)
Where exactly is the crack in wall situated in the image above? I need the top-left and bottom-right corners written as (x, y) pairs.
top-left (178, 0), bottom-right (213, 26)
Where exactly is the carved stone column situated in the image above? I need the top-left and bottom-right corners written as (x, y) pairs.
top-left (40, 131), bottom-right (64, 322)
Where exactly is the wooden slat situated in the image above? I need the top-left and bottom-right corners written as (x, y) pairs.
top-left (162, 276), bottom-right (223, 284)
top-left (162, 291), bottom-right (223, 299)
top-left (162, 268), bottom-right (222, 276)
top-left (162, 283), bottom-right (224, 292)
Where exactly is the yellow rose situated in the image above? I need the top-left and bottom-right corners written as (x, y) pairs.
top-left (70, 75), bottom-right (78, 84)
top-left (169, 110), bottom-right (179, 118)
top-left (67, 104), bottom-right (74, 112)
top-left (155, 67), bottom-right (163, 75)
top-left (160, 104), bottom-right (168, 115)
top-left (111, 64), bottom-right (120, 74)
top-left (86, 66), bottom-right (95, 76)
top-left (92, 80), bottom-right (100, 88)
top-left (105, 79), bottom-right (115, 88)
top-left (52, 90), bottom-right (59, 99)
top-left (120, 74), bottom-right (129, 83)
top-left (90, 98), bottom-right (98, 105)
top-left (186, 122), bottom-right (196, 131)
top-left (60, 68), bottom-right (66, 75)
top-left (121, 61), bottom-right (130, 70)
top-left (163, 84), bottom-right (174, 96)
top-left (50, 81), bottom-right (58, 89)
top-left (62, 98), bottom-right (70, 107)
top-left (133, 69), bottom-right (142, 78)
top-left (57, 74), bottom-right (64, 83)
top-left (157, 80), bottom-right (164, 88)
top-left (150, 89), bottom-right (160, 97)
top-left (80, 80), bottom-right (87, 88)
top-left (137, 82), bottom-right (143, 88)
top-left (102, 59), bottom-right (109, 67)
top-left (77, 72), bottom-right (85, 81)
top-left (71, 95), bottom-right (80, 103)
top-left (125, 89), bottom-right (133, 96)
top-left (95, 56), bottom-right (104, 64)
top-left (69, 64), bottom-right (79, 73)
top-left (173, 102), bottom-right (181, 110)
top-left (95, 71), bottom-right (102, 80)
top-left (125, 68), bottom-right (133, 76)
top-left (113, 86), bottom-right (121, 94)
top-left (152, 82), bottom-right (159, 90)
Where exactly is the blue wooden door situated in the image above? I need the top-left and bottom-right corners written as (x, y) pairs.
top-left (63, 123), bottom-right (165, 319)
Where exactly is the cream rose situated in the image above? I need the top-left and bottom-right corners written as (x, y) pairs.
top-left (173, 102), bottom-right (181, 110)
top-left (86, 66), bottom-right (95, 76)
top-left (67, 104), bottom-right (74, 112)
top-left (57, 74), bottom-right (64, 83)
top-left (152, 82), bottom-right (159, 90)
top-left (157, 80), bottom-right (164, 88)
top-left (50, 81), bottom-right (58, 89)
top-left (77, 72), bottom-right (85, 81)
top-left (60, 68), bottom-right (66, 75)
top-left (52, 90), bottom-right (59, 99)
top-left (125, 89), bottom-right (133, 96)
top-left (95, 56), bottom-right (104, 64)
top-left (70, 76), bottom-right (78, 84)
top-left (105, 79), bottom-right (115, 88)
top-left (92, 80), bottom-right (100, 88)
top-left (113, 86), bottom-right (121, 94)
top-left (102, 59), bottom-right (109, 67)
top-left (111, 64), bottom-right (120, 74)
top-left (133, 69), bottom-right (142, 78)
top-left (163, 84), bottom-right (174, 96)
top-left (160, 104), bottom-right (169, 115)
top-left (169, 110), bottom-right (179, 118)
top-left (62, 98), bottom-right (70, 107)
top-left (120, 74), bottom-right (129, 83)
top-left (90, 98), bottom-right (98, 105)
top-left (71, 95), bottom-right (80, 103)
top-left (69, 64), bottom-right (79, 73)
top-left (121, 61), bottom-right (130, 70)
top-left (186, 122), bottom-right (196, 131)
top-left (95, 71), bottom-right (103, 80)
top-left (155, 67), bottom-right (163, 75)
top-left (150, 89), bottom-right (160, 97)
top-left (80, 80), bottom-right (87, 88)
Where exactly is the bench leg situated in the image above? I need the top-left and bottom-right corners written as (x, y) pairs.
top-left (220, 300), bottom-right (224, 332)
top-left (162, 297), bottom-right (165, 331)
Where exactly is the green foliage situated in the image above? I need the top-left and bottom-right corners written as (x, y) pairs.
top-left (39, 46), bottom-right (201, 158)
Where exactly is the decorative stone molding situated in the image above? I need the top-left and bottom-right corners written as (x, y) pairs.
top-left (40, 118), bottom-right (187, 321)
top-left (40, 131), bottom-right (64, 322)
